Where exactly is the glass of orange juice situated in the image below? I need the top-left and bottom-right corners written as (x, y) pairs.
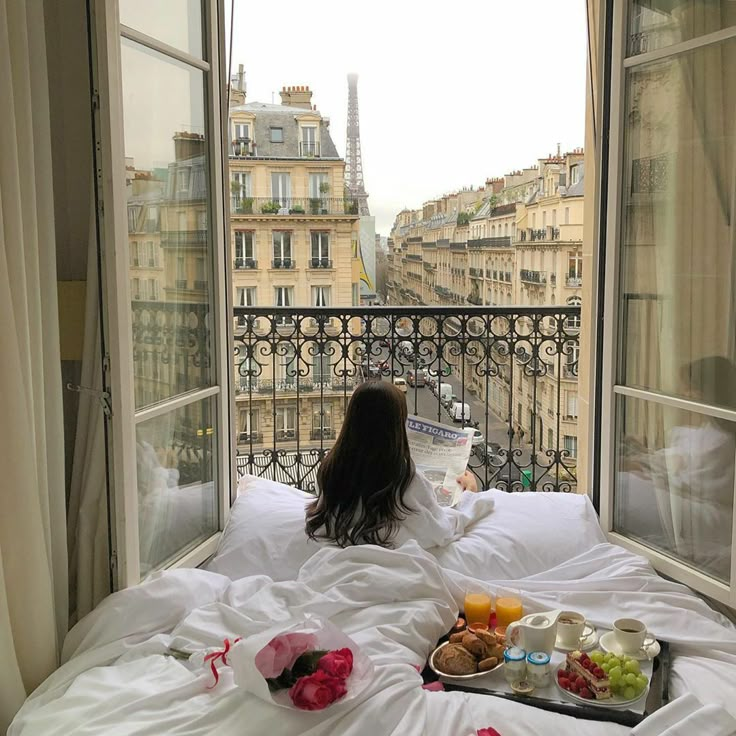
top-left (464, 589), bottom-right (492, 627)
top-left (495, 596), bottom-right (523, 627)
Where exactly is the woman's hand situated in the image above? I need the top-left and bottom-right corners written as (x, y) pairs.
top-left (457, 470), bottom-right (478, 493)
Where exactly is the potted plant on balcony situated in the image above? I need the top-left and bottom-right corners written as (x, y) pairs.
top-left (289, 204), bottom-right (305, 214)
top-left (309, 197), bottom-right (321, 215)
top-left (238, 197), bottom-right (253, 214)
top-left (261, 200), bottom-right (280, 214)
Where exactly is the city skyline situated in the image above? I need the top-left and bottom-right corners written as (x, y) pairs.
top-left (225, 0), bottom-right (588, 234)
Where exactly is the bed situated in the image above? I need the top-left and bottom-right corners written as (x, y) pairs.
top-left (10, 480), bottom-right (736, 736)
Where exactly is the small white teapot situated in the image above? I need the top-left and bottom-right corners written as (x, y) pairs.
top-left (505, 609), bottom-right (561, 654)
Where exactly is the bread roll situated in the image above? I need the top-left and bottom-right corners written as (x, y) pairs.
top-left (435, 644), bottom-right (478, 675)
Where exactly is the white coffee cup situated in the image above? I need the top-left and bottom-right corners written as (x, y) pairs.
top-left (557, 610), bottom-right (595, 648)
top-left (613, 618), bottom-right (656, 654)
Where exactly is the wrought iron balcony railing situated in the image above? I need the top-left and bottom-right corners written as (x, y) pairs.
top-left (566, 275), bottom-right (582, 288)
top-left (233, 305), bottom-right (580, 493)
top-left (231, 197), bottom-right (359, 216)
top-left (309, 257), bottom-right (332, 269)
top-left (234, 258), bottom-right (257, 270)
top-left (271, 258), bottom-right (295, 269)
top-left (299, 141), bottom-right (321, 157)
top-left (520, 269), bottom-right (547, 285)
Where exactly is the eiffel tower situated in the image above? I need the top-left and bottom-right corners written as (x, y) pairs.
top-left (344, 73), bottom-right (370, 216)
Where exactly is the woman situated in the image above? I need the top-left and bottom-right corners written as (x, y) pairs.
top-left (306, 381), bottom-right (493, 549)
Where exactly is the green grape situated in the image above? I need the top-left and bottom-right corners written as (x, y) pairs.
top-left (603, 653), bottom-right (614, 663)
top-left (609, 666), bottom-right (622, 680)
top-left (590, 651), bottom-right (603, 664)
top-left (625, 673), bottom-right (638, 686)
top-left (609, 673), bottom-right (621, 687)
top-left (601, 662), bottom-right (610, 673)
top-left (636, 674), bottom-right (648, 689)
top-left (624, 660), bottom-right (640, 674)
top-left (623, 686), bottom-right (636, 700)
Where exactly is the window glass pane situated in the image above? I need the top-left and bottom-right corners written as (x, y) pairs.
top-left (120, 0), bottom-right (203, 59)
top-left (627, 0), bottom-right (735, 57)
top-left (617, 40), bottom-right (736, 410)
top-left (136, 397), bottom-right (218, 576)
top-left (614, 394), bottom-right (734, 582)
top-left (122, 39), bottom-right (213, 408)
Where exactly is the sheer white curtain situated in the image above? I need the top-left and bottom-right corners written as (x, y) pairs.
top-left (0, 1), bottom-right (67, 730)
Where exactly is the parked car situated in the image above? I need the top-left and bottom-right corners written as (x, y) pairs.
top-left (473, 441), bottom-right (501, 461)
top-left (450, 401), bottom-right (471, 423)
top-left (393, 377), bottom-right (407, 393)
top-left (439, 383), bottom-right (453, 405)
top-left (407, 368), bottom-right (426, 387)
top-left (470, 429), bottom-right (484, 446)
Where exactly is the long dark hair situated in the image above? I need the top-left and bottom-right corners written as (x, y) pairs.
top-left (306, 381), bottom-right (415, 547)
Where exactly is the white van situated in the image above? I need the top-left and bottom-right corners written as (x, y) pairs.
top-left (439, 383), bottom-right (453, 404)
top-left (450, 401), bottom-right (471, 424)
top-left (393, 377), bottom-right (407, 393)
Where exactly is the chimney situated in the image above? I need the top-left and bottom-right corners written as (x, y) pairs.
top-left (229, 64), bottom-right (246, 106)
top-left (173, 131), bottom-right (205, 161)
top-left (279, 85), bottom-right (314, 109)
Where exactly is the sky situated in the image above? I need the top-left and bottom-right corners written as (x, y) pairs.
top-left (226, 0), bottom-right (588, 235)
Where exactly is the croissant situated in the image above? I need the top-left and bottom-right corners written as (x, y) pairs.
top-left (461, 633), bottom-right (489, 659)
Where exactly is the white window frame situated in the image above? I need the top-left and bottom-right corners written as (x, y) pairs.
top-left (312, 285), bottom-right (331, 308)
top-left (235, 230), bottom-right (254, 262)
top-left (311, 231), bottom-right (329, 264)
top-left (598, 1), bottom-right (736, 606)
top-left (233, 122), bottom-right (250, 141)
top-left (275, 406), bottom-right (297, 435)
top-left (272, 231), bottom-right (292, 264)
top-left (91, 0), bottom-right (231, 589)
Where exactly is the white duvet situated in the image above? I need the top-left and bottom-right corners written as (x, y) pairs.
top-left (10, 540), bottom-right (736, 736)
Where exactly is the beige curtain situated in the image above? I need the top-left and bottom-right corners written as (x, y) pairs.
top-left (0, 0), bottom-right (68, 731)
top-left (66, 210), bottom-right (110, 623)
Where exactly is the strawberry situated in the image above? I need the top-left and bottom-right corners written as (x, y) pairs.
top-left (559, 677), bottom-right (570, 690)
top-left (570, 679), bottom-right (579, 693)
top-left (576, 676), bottom-right (585, 689)
top-left (594, 667), bottom-right (605, 679)
top-left (580, 687), bottom-right (593, 699)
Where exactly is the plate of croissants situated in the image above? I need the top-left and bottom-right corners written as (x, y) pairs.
top-left (429, 629), bottom-right (506, 679)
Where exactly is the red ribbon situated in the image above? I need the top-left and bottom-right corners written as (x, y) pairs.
top-left (203, 637), bottom-right (242, 689)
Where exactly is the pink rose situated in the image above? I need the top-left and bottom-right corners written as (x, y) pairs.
top-left (318, 648), bottom-right (354, 679)
top-left (255, 633), bottom-right (318, 678)
top-left (289, 669), bottom-right (348, 711)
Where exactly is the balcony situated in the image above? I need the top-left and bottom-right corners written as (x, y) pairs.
top-left (231, 137), bottom-right (253, 156)
top-left (566, 275), bottom-right (582, 288)
top-left (529, 229), bottom-right (547, 242)
top-left (309, 257), bottom-right (332, 269)
top-left (469, 267), bottom-right (484, 278)
top-left (238, 431), bottom-right (263, 444)
top-left (520, 269), bottom-right (547, 285)
top-left (232, 305), bottom-right (580, 493)
top-left (271, 258), bottom-right (295, 269)
top-left (299, 141), bottom-right (321, 157)
top-left (234, 258), bottom-right (257, 270)
top-left (232, 197), bottom-right (359, 217)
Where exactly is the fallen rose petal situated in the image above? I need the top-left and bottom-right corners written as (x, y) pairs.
top-left (477, 728), bottom-right (502, 736)
top-left (422, 681), bottom-right (445, 691)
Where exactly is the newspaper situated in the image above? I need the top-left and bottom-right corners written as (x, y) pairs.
top-left (406, 415), bottom-right (473, 507)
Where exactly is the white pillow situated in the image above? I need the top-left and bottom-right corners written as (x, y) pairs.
top-left (430, 488), bottom-right (606, 580)
top-left (206, 477), bottom-right (605, 583)
top-left (205, 475), bottom-right (322, 581)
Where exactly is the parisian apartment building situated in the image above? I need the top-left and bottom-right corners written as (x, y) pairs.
top-left (386, 149), bottom-right (585, 462)
top-left (227, 76), bottom-right (362, 455)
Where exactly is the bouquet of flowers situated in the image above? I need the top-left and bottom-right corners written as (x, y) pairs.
top-left (229, 616), bottom-right (372, 711)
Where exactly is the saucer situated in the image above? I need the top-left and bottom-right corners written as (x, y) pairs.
top-left (599, 631), bottom-right (660, 661)
top-left (555, 627), bottom-right (598, 652)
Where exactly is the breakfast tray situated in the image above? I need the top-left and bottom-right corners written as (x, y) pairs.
top-left (426, 639), bottom-right (670, 728)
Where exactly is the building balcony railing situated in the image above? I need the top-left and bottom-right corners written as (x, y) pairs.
top-left (529, 229), bottom-right (547, 242)
top-left (469, 267), bottom-right (484, 278)
top-left (234, 258), bottom-right (257, 270)
top-left (309, 257), bottom-right (332, 269)
top-left (231, 197), bottom-right (359, 217)
top-left (233, 305), bottom-right (580, 493)
top-left (231, 137), bottom-right (254, 156)
top-left (271, 258), bottom-right (295, 269)
top-left (299, 141), bottom-right (321, 157)
top-left (520, 269), bottom-right (547, 285)
top-left (238, 431), bottom-right (263, 444)
top-left (161, 230), bottom-right (208, 247)
top-left (566, 275), bottom-right (582, 288)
